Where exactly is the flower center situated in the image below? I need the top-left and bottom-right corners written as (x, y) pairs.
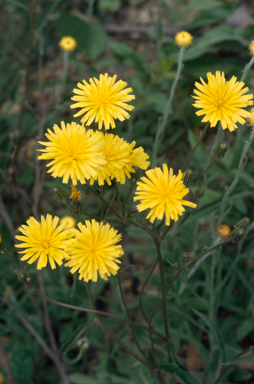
top-left (216, 98), bottom-right (225, 108)
top-left (42, 240), bottom-right (51, 254)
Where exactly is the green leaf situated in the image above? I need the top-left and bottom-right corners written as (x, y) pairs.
top-left (188, 129), bottom-right (208, 164)
top-left (85, 19), bottom-right (108, 60)
top-left (159, 363), bottom-right (199, 384)
top-left (186, 0), bottom-right (222, 11)
top-left (222, 348), bottom-right (254, 366)
top-left (58, 12), bottom-right (89, 50)
top-left (60, 320), bottom-right (94, 364)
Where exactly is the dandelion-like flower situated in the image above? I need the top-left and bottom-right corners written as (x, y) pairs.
top-left (247, 107), bottom-right (254, 128)
top-left (71, 73), bottom-right (135, 130)
top-left (65, 220), bottom-right (124, 282)
top-left (15, 214), bottom-right (74, 270)
top-left (90, 133), bottom-right (130, 186)
top-left (175, 31), bottom-right (193, 48)
top-left (249, 40), bottom-right (254, 56)
top-left (192, 71), bottom-right (253, 131)
top-left (134, 164), bottom-right (197, 226)
top-left (59, 216), bottom-right (77, 230)
top-left (113, 141), bottom-right (150, 184)
top-left (59, 36), bottom-right (77, 52)
top-left (38, 121), bottom-right (106, 184)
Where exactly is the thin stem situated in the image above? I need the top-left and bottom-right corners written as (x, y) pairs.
top-left (103, 187), bottom-right (117, 220)
top-left (100, 185), bottom-right (104, 219)
top-left (213, 346), bottom-right (254, 384)
top-left (152, 47), bottom-right (185, 167)
top-left (85, 284), bottom-right (154, 370)
top-left (193, 158), bottom-right (216, 182)
top-left (219, 129), bottom-right (254, 224)
top-left (117, 274), bottom-right (148, 360)
top-left (154, 237), bottom-right (169, 339)
top-left (181, 122), bottom-right (210, 170)
top-left (127, 216), bottom-right (154, 237)
top-left (240, 57), bottom-right (254, 82)
top-left (122, 180), bottom-right (136, 217)
top-left (84, 184), bottom-right (123, 220)
top-left (2, 250), bottom-right (18, 273)
top-left (149, 239), bottom-right (228, 326)
top-left (139, 255), bottom-right (159, 323)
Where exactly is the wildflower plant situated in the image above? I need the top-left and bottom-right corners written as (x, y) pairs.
top-left (2, 18), bottom-right (254, 384)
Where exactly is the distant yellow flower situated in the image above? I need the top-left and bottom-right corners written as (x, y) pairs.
top-left (59, 216), bottom-right (76, 229)
top-left (71, 73), bottom-right (135, 130)
top-left (192, 71), bottom-right (253, 131)
top-left (175, 31), bottom-right (193, 48)
top-left (38, 121), bottom-right (106, 185)
top-left (134, 164), bottom-right (197, 226)
top-left (249, 40), bottom-right (254, 56)
top-left (90, 132), bottom-right (130, 186)
top-left (0, 373), bottom-right (5, 384)
top-left (15, 214), bottom-right (73, 269)
top-left (70, 185), bottom-right (81, 202)
top-left (59, 36), bottom-right (77, 52)
top-left (65, 220), bottom-right (123, 282)
top-left (113, 141), bottom-right (150, 184)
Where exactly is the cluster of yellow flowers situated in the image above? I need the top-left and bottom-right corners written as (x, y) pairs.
top-left (15, 34), bottom-right (254, 282)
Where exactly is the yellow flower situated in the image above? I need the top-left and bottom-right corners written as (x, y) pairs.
top-left (15, 214), bottom-right (73, 270)
top-left (59, 216), bottom-right (77, 229)
top-left (134, 164), bottom-right (197, 226)
top-left (70, 73), bottom-right (135, 130)
top-left (192, 71), bottom-right (253, 131)
top-left (65, 220), bottom-right (123, 282)
top-left (59, 36), bottom-right (77, 52)
top-left (70, 185), bottom-right (81, 202)
top-left (113, 141), bottom-right (150, 184)
top-left (38, 121), bottom-right (106, 185)
top-left (90, 132), bottom-right (130, 186)
top-left (247, 107), bottom-right (254, 128)
top-left (175, 31), bottom-right (193, 48)
top-left (249, 40), bottom-right (254, 56)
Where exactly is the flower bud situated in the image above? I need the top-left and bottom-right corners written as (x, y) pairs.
top-left (70, 185), bottom-right (81, 202)
top-left (0, 236), bottom-right (7, 252)
top-left (172, 262), bottom-right (179, 272)
top-left (213, 143), bottom-right (227, 159)
top-left (195, 188), bottom-right (205, 198)
top-left (68, 200), bottom-right (83, 214)
top-left (180, 252), bottom-right (191, 263)
top-left (229, 217), bottom-right (250, 243)
top-left (17, 271), bottom-right (30, 283)
top-left (183, 169), bottom-right (194, 187)
top-left (52, 187), bottom-right (67, 202)
top-left (216, 224), bottom-right (231, 238)
top-left (132, 167), bottom-right (141, 182)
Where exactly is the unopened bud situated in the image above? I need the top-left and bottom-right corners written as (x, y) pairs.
top-left (183, 169), bottom-right (194, 187)
top-left (172, 262), bottom-right (179, 272)
top-left (0, 236), bottom-right (7, 252)
top-left (195, 188), bottom-right (205, 198)
top-left (68, 200), bottom-right (83, 214)
top-left (132, 167), bottom-right (141, 182)
top-left (230, 217), bottom-right (250, 243)
top-left (52, 187), bottom-right (67, 202)
top-left (213, 143), bottom-right (227, 159)
top-left (17, 271), bottom-right (30, 283)
top-left (180, 252), bottom-right (191, 263)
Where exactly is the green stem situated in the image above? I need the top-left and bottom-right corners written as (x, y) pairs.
top-left (85, 283), bottom-right (154, 370)
top-left (3, 250), bottom-right (18, 273)
top-left (127, 216), bottom-right (154, 237)
top-left (117, 274), bottom-right (148, 361)
top-left (240, 57), bottom-right (254, 82)
top-left (56, 50), bottom-right (69, 106)
top-left (149, 239), bottom-right (228, 326)
top-left (193, 158), bottom-right (216, 182)
top-left (122, 180), bottom-right (137, 217)
top-left (139, 255), bottom-right (159, 323)
top-left (152, 47), bottom-right (185, 167)
top-left (100, 186), bottom-right (104, 219)
top-left (103, 187), bottom-right (117, 221)
top-left (84, 184), bottom-right (124, 220)
top-left (62, 200), bottom-right (107, 221)
top-left (219, 129), bottom-right (254, 223)
top-left (181, 122), bottom-right (210, 170)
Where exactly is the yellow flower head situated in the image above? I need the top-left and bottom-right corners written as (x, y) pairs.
top-left (59, 36), bottom-right (77, 52)
top-left (112, 141), bottom-right (150, 184)
top-left (15, 214), bottom-right (74, 270)
top-left (247, 107), bottom-right (254, 128)
top-left (59, 215), bottom-right (77, 230)
top-left (38, 121), bottom-right (106, 185)
top-left (175, 31), bottom-right (193, 48)
top-left (70, 185), bottom-right (81, 202)
top-left (65, 220), bottom-right (124, 282)
top-left (90, 132), bottom-right (130, 186)
top-left (249, 40), bottom-right (254, 56)
top-left (192, 71), bottom-right (253, 131)
top-left (134, 164), bottom-right (197, 226)
top-left (71, 73), bottom-right (135, 130)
